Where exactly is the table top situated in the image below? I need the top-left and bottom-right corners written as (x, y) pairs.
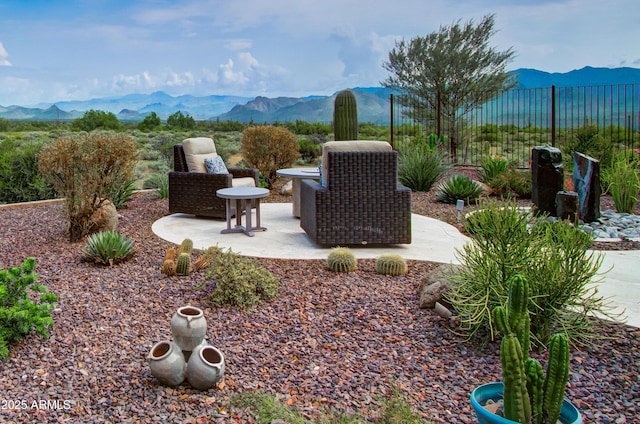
top-left (276, 167), bottom-right (320, 178)
top-left (216, 187), bottom-right (270, 199)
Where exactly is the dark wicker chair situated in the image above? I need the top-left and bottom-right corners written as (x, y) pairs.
top-left (168, 144), bottom-right (259, 218)
top-left (300, 150), bottom-right (411, 246)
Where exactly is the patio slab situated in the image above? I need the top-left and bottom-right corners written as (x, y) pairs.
top-left (151, 203), bottom-right (640, 327)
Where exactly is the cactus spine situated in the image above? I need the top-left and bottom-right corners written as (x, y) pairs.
top-left (333, 89), bottom-right (358, 141)
top-left (374, 254), bottom-right (408, 276)
top-left (327, 247), bottom-right (357, 273)
top-left (493, 275), bottom-right (571, 424)
top-left (176, 252), bottom-right (191, 276)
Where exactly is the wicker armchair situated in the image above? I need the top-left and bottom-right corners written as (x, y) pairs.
top-left (300, 142), bottom-right (411, 246)
top-left (168, 142), bottom-right (259, 219)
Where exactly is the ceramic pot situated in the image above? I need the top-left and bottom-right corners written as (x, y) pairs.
top-left (170, 306), bottom-right (207, 352)
top-left (147, 340), bottom-right (186, 386)
top-left (470, 382), bottom-right (583, 424)
top-left (186, 345), bottom-right (225, 390)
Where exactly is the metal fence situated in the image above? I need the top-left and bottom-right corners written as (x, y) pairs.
top-left (389, 84), bottom-right (640, 167)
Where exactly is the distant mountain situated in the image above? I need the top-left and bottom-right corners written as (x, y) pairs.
top-left (1, 67), bottom-right (638, 123)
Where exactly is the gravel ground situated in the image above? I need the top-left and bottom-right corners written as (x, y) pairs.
top-left (0, 175), bottom-right (638, 424)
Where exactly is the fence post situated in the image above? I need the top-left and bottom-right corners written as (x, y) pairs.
top-left (551, 84), bottom-right (556, 147)
top-left (389, 93), bottom-right (394, 148)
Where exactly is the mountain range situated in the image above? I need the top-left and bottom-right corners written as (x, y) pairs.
top-left (1, 66), bottom-right (639, 124)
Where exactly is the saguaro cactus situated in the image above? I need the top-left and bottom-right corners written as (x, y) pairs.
top-left (493, 275), bottom-right (571, 424)
top-left (333, 89), bottom-right (358, 140)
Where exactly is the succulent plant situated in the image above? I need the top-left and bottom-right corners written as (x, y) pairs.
top-left (327, 247), bottom-right (357, 273)
top-left (177, 238), bottom-right (194, 256)
top-left (333, 89), bottom-right (358, 141)
top-left (435, 174), bottom-right (483, 204)
top-left (81, 230), bottom-right (134, 266)
top-left (374, 254), bottom-right (408, 276)
top-left (175, 252), bottom-right (191, 276)
top-left (493, 275), bottom-right (571, 424)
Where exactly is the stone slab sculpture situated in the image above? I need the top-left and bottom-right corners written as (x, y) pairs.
top-left (531, 145), bottom-right (564, 216)
top-left (573, 152), bottom-right (601, 223)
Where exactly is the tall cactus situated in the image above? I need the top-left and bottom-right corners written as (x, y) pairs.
top-left (493, 275), bottom-right (571, 424)
top-left (333, 89), bottom-right (358, 141)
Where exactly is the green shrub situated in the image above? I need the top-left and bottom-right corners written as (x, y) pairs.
top-left (0, 139), bottom-right (57, 204)
top-left (602, 151), bottom-right (639, 213)
top-left (397, 143), bottom-right (448, 192)
top-left (561, 124), bottom-right (614, 173)
top-left (71, 109), bottom-right (121, 132)
top-left (201, 247), bottom-right (280, 309)
top-left (145, 174), bottom-right (169, 199)
top-left (0, 257), bottom-right (58, 360)
top-left (82, 230), bottom-right (135, 266)
top-left (298, 138), bottom-right (321, 163)
top-left (489, 168), bottom-right (532, 198)
top-left (478, 155), bottom-right (508, 183)
top-left (37, 132), bottom-right (139, 242)
top-left (241, 126), bottom-right (301, 189)
top-left (436, 175), bottom-right (483, 204)
top-left (446, 200), bottom-right (616, 348)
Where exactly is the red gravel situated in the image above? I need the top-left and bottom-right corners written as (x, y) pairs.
top-left (0, 185), bottom-right (638, 423)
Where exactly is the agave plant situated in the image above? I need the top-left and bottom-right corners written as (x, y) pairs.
top-left (82, 230), bottom-right (135, 266)
top-left (436, 175), bottom-right (483, 204)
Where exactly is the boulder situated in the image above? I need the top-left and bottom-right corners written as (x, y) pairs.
top-left (281, 180), bottom-right (293, 196)
top-left (418, 263), bottom-right (461, 309)
top-left (91, 200), bottom-right (118, 232)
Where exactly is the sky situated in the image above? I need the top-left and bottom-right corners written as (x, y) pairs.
top-left (0, 0), bottom-right (639, 106)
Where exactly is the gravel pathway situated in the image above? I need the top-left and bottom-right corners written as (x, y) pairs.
top-left (0, 188), bottom-right (638, 423)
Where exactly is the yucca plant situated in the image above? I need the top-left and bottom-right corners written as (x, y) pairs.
top-left (436, 175), bottom-right (483, 204)
top-left (397, 143), bottom-right (449, 192)
top-left (82, 230), bottom-right (135, 266)
top-left (478, 155), bottom-right (508, 183)
top-left (147, 173), bottom-right (169, 199)
top-left (602, 151), bottom-right (639, 213)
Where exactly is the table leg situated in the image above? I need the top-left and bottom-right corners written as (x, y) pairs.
top-left (292, 178), bottom-right (301, 218)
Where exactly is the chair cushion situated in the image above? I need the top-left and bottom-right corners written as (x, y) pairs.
top-left (321, 140), bottom-right (392, 187)
top-left (204, 156), bottom-right (229, 174)
top-left (231, 177), bottom-right (256, 188)
top-left (183, 137), bottom-right (218, 173)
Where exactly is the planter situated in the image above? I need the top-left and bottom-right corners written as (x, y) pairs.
top-left (147, 340), bottom-right (186, 386)
top-left (186, 345), bottom-right (225, 390)
top-left (170, 306), bottom-right (207, 352)
top-left (470, 382), bottom-right (582, 424)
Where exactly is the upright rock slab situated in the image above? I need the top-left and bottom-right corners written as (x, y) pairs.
top-left (573, 152), bottom-right (601, 223)
top-left (531, 145), bottom-right (564, 216)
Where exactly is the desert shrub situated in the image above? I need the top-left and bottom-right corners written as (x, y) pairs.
top-left (397, 142), bottom-right (449, 192)
top-left (241, 125), bottom-right (300, 189)
top-left (166, 111), bottom-right (196, 130)
top-left (138, 112), bottom-right (161, 132)
top-left (71, 109), bottom-right (121, 132)
top-left (446, 200), bottom-right (617, 348)
top-left (0, 257), bottom-right (58, 360)
top-left (82, 230), bottom-right (135, 266)
top-left (38, 132), bottom-right (139, 242)
top-left (0, 139), bottom-right (57, 204)
top-left (489, 167), bottom-right (532, 198)
top-left (478, 155), bottom-right (508, 183)
top-left (200, 247), bottom-right (280, 309)
top-left (561, 124), bottom-right (614, 173)
top-left (298, 138), bottom-right (321, 163)
top-left (436, 175), bottom-right (483, 204)
top-left (145, 173), bottom-right (169, 198)
top-left (602, 151), bottom-right (639, 213)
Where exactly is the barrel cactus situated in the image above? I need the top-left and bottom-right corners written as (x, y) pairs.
top-left (178, 238), bottom-right (194, 256)
top-left (493, 275), bottom-right (571, 424)
top-left (327, 247), bottom-right (357, 273)
top-left (176, 252), bottom-right (192, 276)
top-left (374, 254), bottom-right (408, 276)
top-left (333, 89), bottom-right (358, 141)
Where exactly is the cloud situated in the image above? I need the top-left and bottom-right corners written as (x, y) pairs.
top-left (0, 42), bottom-right (11, 66)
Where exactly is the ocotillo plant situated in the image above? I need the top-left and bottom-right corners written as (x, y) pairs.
top-left (493, 275), bottom-right (571, 424)
top-left (333, 89), bottom-right (358, 140)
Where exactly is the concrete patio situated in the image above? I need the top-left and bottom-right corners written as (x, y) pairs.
top-left (152, 203), bottom-right (640, 327)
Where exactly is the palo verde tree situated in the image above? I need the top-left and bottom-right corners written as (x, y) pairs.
top-left (382, 14), bottom-right (516, 161)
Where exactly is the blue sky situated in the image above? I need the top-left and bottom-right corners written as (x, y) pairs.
top-left (0, 0), bottom-right (638, 106)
